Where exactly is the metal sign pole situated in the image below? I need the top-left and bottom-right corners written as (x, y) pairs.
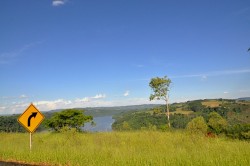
top-left (30, 132), bottom-right (32, 152)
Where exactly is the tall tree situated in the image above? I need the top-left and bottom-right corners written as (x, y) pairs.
top-left (149, 76), bottom-right (172, 127)
top-left (45, 109), bottom-right (93, 132)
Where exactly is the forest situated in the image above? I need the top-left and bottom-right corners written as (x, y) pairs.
top-left (112, 99), bottom-right (250, 139)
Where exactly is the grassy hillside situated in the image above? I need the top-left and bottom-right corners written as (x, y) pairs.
top-left (112, 99), bottom-right (250, 133)
top-left (0, 131), bottom-right (249, 166)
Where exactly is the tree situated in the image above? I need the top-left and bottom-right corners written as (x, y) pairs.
top-left (45, 109), bottom-right (93, 132)
top-left (188, 101), bottom-right (204, 112)
top-left (0, 115), bottom-right (25, 132)
top-left (149, 76), bottom-right (172, 127)
top-left (208, 112), bottom-right (227, 134)
top-left (186, 116), bottom-right (208, 134)
top-left (122, 121), bottom-right (131, 130)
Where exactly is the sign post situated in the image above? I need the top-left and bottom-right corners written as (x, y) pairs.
top-left (18, 103), bottom-right (44, 151)
top-left (30, 132), bottom-right (32, 152)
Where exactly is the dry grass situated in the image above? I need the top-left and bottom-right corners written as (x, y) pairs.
top-left (201, 100), bottom-right (222, 107)
top-left (171, 108), bottom-right (193, 115)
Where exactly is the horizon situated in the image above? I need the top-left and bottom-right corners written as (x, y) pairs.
top-left (0, 97), bottom-right (249, 115)
top-left (1, 0), bottom-right (250, 114)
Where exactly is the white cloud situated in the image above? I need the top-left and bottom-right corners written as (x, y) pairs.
top-left (123, 91), bottom-right (130, 97)
top-left (239, 89), bottom-right (250, 93)
top-left (34, 99), bottom-right (72, 110)
top-left (19, 94), bottom-right (28, 99)
top-left (92, 94), bottom-right (106, 99)
top-left (0, 107), bottom-right (6, 114)
top-left (75, 97), bottom-right (89, 103)
top-left (224, 91), bottom-right (229, 94)
top-left (201, 75), bottom-right (207, 81)
top-left (0, 96), bottom-right (164, 114)
top-left (52, 0), bottom-right (67, 6)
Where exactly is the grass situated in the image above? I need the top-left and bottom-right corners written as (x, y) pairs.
top-left (0, 131), bottom-right (249, 166)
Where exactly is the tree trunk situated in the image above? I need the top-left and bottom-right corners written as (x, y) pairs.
top-left (166, 99), bottom-right (170, 128)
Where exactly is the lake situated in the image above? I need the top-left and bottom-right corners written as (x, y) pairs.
top-left (83, 116), bottom-right (114, 132)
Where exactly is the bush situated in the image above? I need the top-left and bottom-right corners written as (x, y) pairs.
top-left (186, 116), bottom-right (208, 134)
top-left (226, 124), bottom-right (250, 140)
top-left (208, 112), bottom-right (227, 135)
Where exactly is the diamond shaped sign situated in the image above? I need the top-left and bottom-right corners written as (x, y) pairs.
top-left (18, 103), bottom-right (44, 133)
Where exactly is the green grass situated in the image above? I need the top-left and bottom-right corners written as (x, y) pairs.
top-left (0, 131), bottom-right (249, 166)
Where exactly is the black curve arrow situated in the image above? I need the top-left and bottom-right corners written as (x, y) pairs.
top-left (28, 112), bottom-right (37, 127)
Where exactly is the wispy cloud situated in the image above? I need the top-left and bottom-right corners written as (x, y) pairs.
top-left (92, 94), bottom-right (106, 99)
top-left (131, 68), bottom-right (250, 83)
top-left (52, 0), bottom-right (67, 6)
top-left (201, 75), bottom-right (207, 81)
top-left (0, 42), bottom-right (42, 64)
top-left (170, 69), bottom-right (250, 79)
top-left (123, 91), bottom-right (130, 97)
top-left (136, 64), bottom-right (144, 68)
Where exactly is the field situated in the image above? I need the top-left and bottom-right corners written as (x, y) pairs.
top-left (0, 131), bottom-right (249, 166)
top-left (171, 108), bottom-right (194, 115)
top-left (201, 100), bottom-right (222, 107)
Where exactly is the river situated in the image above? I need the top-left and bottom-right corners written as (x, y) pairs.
top-left (83, 116), bottom-right (115, 132)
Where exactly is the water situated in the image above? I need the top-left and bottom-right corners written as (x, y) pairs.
top-left (83, 116), bottom-right (114, 132)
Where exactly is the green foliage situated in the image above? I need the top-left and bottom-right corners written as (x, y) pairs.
top-left (186, 116), bottom-right (208, 134)
top-left (152, 107), bottom-right (163, 115)
top-left (149, 76), bottom-right (172, 127)
top-left (187, 101), bottom-right (205, 112)
top-left (149, 76), bottom-right (171, 101)
top-left (0, 115), bottom-right (25, 132)
top-left (171, 114), bottom-right (193, 129)
top-left (112, 111), bottom-right (193, 131)
top-left (122, 121), bottom-right (131, 130)
top-left (208, 112), bottom-right (227, 134)
top-left (112, 112), bottom-right (167, 131)
top-left (226, 124), bottom-right (250, 140)
top-left (45, 109), bottom-right (93, 132)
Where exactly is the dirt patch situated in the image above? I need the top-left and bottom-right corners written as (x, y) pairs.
top-left (0, 160), bottom-right (47, 166)
top-left (0, 161), bottom-right (37, 166)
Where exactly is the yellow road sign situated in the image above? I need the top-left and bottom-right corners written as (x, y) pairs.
top-left (18, 103), bottom-right (44, 133)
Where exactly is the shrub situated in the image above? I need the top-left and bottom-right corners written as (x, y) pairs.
top-left (226, 124), bottom-right (250, 140)
top-left (208, 112), bottom-right (227, 134)
top-left (186, 116), bottom-right (208, 134)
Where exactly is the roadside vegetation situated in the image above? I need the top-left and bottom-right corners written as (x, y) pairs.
top-left (112, 99), bottom-right (250, 140)
top-left (0, 131), bottom-right (249, 166)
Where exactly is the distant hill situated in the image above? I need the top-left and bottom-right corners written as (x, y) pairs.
top-left (237, 97), bottom-right (250, 101)
top-left (48, 104), bottom-right (162, 117)
top-left (1, 99), bottom-right (249, 133)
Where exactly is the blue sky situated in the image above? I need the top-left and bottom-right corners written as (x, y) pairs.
top-left (1, 0), bottom-right (250, 114)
